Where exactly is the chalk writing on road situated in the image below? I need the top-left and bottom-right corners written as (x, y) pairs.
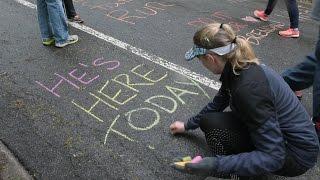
top-left (35, 57), bottom-right (210, 149)
top-left (188, 11), bottom-right (248, 32)
top-left (239, 22), bottom-right (284, 45)
top-left (241, 16), bottom-right (259, 23)
top-left (297, 5), bottom-right (312, 22)
top-left (35, 58), bottom-right (120, 97)
top-left (73, 0), bottom-right (174, 24)
top-left (187, 11), bottom-right (285, 45)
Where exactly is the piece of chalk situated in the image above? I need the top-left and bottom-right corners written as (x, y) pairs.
top-left (191, 156), bottom-right (202, 163)
top-left (182, 156), bottom-right (192, 162)
top-left (174, 161), bottom-right (191, 167)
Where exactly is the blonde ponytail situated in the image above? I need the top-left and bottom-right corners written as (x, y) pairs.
top-left (193, 23), bottom-right (259, 75)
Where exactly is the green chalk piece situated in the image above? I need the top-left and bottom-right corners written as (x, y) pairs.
top-left (182, 156), bottom-right (192, 162)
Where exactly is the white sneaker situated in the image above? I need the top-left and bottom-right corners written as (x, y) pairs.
top-left (55, 35), bottom-right (79, 48)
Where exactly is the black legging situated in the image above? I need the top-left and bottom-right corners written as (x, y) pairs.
top-left (199, 112), bottom-right (254, 179)
top-left (264, 0), bottom-right (299, 29)
top-left (63, 0), bottom-right (77, 19)
top-left (199, 112), bottom-right (308, 178)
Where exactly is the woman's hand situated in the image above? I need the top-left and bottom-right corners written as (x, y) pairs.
top-left (170, 121), bottom-right (185, 134)
top-left (171, 157), bottom-right (217, 175)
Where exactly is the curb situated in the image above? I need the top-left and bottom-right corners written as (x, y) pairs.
top-left (0, 140), bottom-right (33, 180)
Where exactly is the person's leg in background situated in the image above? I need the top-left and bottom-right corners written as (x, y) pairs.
top-left (62, 0), bottom-right (83, 23)
top-left (282, 55), bottom-right (317, 92)
top-left (46, 0), bottom-right (69, 44)
top-left (315, 26), bottom-right (320, 61)
top-left (265, 0), bottom-right (279, 15)
top-left (254, 0), bottom-right (278, 21)
top-left (281, 54), bottom-right (316, 106)
top-left (282, 26), bottom-right (320, 141)
top-left (36, 0), bottom-right (55, 45)
top-left (279, 0), bottom-right (300, 37)
top-left (313, 26), bottom-right (320, 139)
top-left (314, 60), bottom-right (320, 131)
top-left (62, 0), bottom-right (76, 19)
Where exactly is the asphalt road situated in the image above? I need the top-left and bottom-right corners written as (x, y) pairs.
top-left (0, 0), bottom-right (319, 179)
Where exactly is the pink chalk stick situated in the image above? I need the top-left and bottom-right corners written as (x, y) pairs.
top-left (191, 156), bottom-right (202, 163)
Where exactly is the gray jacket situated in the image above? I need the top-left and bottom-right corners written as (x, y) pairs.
top-left (311, 0), bottom-right (320, 22)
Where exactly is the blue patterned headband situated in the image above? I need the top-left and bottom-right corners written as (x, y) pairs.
top-left (185, 43), bottom-right (237, 61)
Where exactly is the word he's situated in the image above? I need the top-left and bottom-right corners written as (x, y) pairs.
top-left (36, 57), bottom-right (120, 97)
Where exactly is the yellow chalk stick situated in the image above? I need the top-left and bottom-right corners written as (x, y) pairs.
top-left (174, 161), bottom-right (191, 167)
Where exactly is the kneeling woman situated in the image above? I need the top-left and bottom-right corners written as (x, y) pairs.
top-left (170, 23), bottom-right (319, 178)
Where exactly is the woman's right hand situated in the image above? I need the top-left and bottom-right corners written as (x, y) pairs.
top-left (170, 121), bottom-right (186, 134)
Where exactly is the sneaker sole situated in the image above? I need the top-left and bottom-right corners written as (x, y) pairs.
top-left (68, 19), bottom-right (84, 23)
top-left (279, 34), bottom-right (300, 38)
top-left (43, 42), bottom-right (54, 46)
top-left (55, 38), bottom-right (79, 48)
top-left (254, 12), bottom-right (268, 21)
top-left (42, 40), bottom-right (55, 46)
top-left (73, 21), bottom-right (84, 23)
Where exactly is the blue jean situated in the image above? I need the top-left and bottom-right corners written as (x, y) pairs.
top-left (282, 26), bottom-right (320, 119)
top-left (36, 0), bottom-right (69, 44)
top-left (265, 0), bottom-right (299, 28)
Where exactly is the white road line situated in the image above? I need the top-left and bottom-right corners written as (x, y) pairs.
top-left (15, 0), bottom-right (36, 8)
top-left (14, 0), bottom-right (221, 90)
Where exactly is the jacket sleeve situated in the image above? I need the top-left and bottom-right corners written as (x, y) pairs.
top-left (214, 83), bottom-right (286, 176)
top-left (185, 87), bottom-right (230, 130)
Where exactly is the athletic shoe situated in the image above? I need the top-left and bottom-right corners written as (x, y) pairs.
top-left (278, 28), bottom-right (300, 38)
top-left (42, 38), bottom-right (55, 46)
top-left (55, 35), bottom-right (79, 48)
top-left (254, 10), bottom-right (269, 21)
